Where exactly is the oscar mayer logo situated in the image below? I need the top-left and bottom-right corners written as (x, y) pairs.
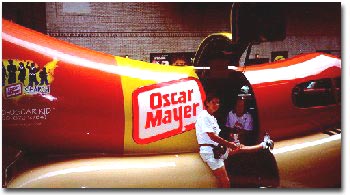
top-left (132, 77), bottom-right (205, 144)
top-left (5, 83), bottom-right (23, 98)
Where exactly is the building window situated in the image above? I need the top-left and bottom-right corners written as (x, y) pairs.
top-left (292, 78), bottom-right (337, 108)
top-left (62, 2), bottom-right (91, 14)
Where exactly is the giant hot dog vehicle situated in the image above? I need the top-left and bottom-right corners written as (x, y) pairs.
top-left (2, 3), bottom-right (341, 188)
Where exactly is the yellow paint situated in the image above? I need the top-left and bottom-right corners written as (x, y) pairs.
top-left (44, 59), bottom-right (58, 83)
top-left (7, 153), bottom-right (217, 188)
top-left (116, 56), bottom-right (200, 154)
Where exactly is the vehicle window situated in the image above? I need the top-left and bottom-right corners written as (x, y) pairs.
top-left (334, 77), bottom-right (341, 103)
top-left (292, 78), bottom-right (336, 108)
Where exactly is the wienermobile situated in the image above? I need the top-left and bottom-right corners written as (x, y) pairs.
top-left (2, 3), bottom-right (341, 188)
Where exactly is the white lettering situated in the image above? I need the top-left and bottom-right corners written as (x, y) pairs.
top-left (2, 107), bottom-right (53, 121)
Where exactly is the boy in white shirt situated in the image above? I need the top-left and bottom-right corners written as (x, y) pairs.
top-left (196, 93), bottom-right (269, 188)
top-left (195, 93), bottom-right (239, 188)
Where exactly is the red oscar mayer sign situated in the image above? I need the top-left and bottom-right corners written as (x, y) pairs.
top-left (132, 77), bottom-right (205, 144)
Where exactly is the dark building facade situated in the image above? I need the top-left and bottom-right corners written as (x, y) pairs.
top-left (2, 2), bottom-right (47, 34)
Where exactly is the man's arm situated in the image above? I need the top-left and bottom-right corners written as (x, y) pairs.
top-left (240, 144), bottom-right (263, 152)
top-left (206, 132), bottom-right (238, 149)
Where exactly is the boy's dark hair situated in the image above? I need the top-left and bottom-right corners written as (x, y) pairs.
top-left (204, 92), bottom-right (219, 107)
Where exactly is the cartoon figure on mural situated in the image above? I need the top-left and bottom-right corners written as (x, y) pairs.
top-left (7, 59), bottom-right (17, 84)
top-left (2, 59), bottom-right (58, 98)
top-left (17, 62), bottom-right (27, 84)
top-left (2, 62), bottom-right (8, 86)
top-left (26, 62), bottom-right (39, 87)
top-left (39, 67), bottom-right (49, 86)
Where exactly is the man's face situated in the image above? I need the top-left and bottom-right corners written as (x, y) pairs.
top-left (235, 99), bottom-right (245, 116)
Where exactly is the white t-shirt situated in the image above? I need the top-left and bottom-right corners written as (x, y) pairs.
top-left (225, 111), bottom-right (253, 131)
top-left (195, 110), bottom-right (221, 153)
